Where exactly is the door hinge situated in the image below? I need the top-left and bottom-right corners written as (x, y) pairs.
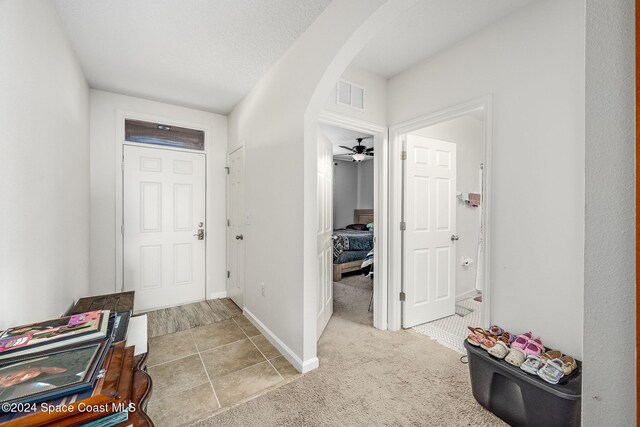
top-left (121, 162), bottom-right (125, 171)
top-left (399, 291), bottom-right (406, 301)
top-left (225, 167), bottom-right (230, 174)
top-left (400, 221), bottom-right (406, 231)
top-left (227, 219), bottom-right (230, 226)
top-left (401, 151), bottom-right (407, 160)
top-left (120, 224), bottom-right (124, 235)
top-left (227, 271), bottom-right (230, 279)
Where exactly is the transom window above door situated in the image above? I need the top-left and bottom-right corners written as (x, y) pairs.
top-left (125, 119), bottom-right (205, 151)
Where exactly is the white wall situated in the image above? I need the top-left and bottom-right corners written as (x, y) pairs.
top-left (89, 90), bottom-right (228, 299)
top-left (324, 64), bottom-right (387, 126)
top-left (357, 160), bottom-right (374, 210)
top-left (333, 160), bottom-right (358, 229)
top-left (333, 158), bottom-right (374, 229)
top-left (388, 0), bottom-right (585, 358)
top-left (0, 0), bottom-right (90, 328)
top-left (412, 115), bottom-right (484, 299)
top-left (583, 0), bottom-right (635, 424)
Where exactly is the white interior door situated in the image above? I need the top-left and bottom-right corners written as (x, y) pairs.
top-left (123, 145), bottom-right (206, 312)
top-left (402, 135), bottom-right (457, 327)
top-left (317, 132), bottom-right (333, 339)
top-left (227, 147), bottom-right (245, 309)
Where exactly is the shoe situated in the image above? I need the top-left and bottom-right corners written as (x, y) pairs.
top-left (521, 355), bottom-right (543, 375)
top-left (505, 347), bottom-right (526, 367)
top-left (538, 358), bottom-right (565, 384)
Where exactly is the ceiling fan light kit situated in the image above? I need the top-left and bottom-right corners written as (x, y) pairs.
top-left (337, 135), bottom-right (374, 162)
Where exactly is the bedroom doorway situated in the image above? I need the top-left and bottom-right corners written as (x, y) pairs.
top-left (318, 121), bottom-right (378, 330)
top-left (389, 97), bottom-right (492, 352)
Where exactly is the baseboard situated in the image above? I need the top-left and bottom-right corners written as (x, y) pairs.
top-left (208, 291), bottom-right (227, 299)
top-left (243, 308), bottom-right (317, 374)
top-left (456, 289), bottom-right (480, 301)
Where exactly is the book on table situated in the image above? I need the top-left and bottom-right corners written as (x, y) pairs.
top-left (0, 311), bottom-right (110, 360)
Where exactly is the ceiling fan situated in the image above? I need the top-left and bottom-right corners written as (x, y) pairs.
top-left (337, 136), bottom-right (374, 162)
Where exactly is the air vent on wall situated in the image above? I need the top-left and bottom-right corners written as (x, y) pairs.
top-left (337, 80), bottom-right (364, 111)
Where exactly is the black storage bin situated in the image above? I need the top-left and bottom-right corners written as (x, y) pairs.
top-left (464, 340), bottom-right (581, 426)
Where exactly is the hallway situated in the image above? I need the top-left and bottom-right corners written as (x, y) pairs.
top-left (194, 281), bottom-right (504, 426)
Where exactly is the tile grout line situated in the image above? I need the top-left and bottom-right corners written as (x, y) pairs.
top-left (190, 328), bottom-right (223, 410)
top-left (232, 317), bottom-right (285, 383)
top-left (147, 351), bottom-right (199, 369)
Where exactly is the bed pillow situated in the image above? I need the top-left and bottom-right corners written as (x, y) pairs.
top-left (345, 223), bottom-right (368, 231)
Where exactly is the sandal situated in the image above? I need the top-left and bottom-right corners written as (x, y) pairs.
top-left (487, 340), bottom-right (509, 359)
top-left (466, 327), bottom-right (487, 346)
top-left (538, 358), bottom-right (565, 384)
top-left (541, 350), bottom-right (562, 365)
top-left (489, 325), bottom-right (504, 336)
top-left (480, 335), bottom-right (497, 350)
top-left (497, 332), bottom-right (515, 346)
top-left (505, 347), bottom-right (526, 367)
top-left (523, 340), bottom-right (544, 357)
top-left (561, 356), bottom-right (577, 376)
top-left (520, 355), bottom-right (543, 375)
top-left (511, 332), bottom-right (533, 350)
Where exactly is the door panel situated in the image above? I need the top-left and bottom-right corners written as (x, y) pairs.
top-left (317, 131), bottom-right (333, 339)
top-left (124, 145), bottom-right (206, 312)
top-left (227, 147), bottom-right (245, 308)
top-left (403, 135), bottom-right (457, 327)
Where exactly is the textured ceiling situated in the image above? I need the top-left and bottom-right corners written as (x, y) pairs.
top-left (54, 0), bottom-right (332, 114)
top-left (320, 123), bottom-right (373, 161)
top-left (354, 0), bottom-right (532, 79)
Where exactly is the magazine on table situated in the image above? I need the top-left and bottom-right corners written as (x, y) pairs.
top-left (0, 311), bottom-right (110, 360)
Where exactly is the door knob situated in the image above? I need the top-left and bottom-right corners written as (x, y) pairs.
top-left (193, 229), bottom-right (205, 240)
top-left (235, 234), bottom-right (244, 240)
top-left (451, 235), bottom-right (459, 241)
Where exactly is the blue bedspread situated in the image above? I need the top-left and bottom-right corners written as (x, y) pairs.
top-left (332, 229), bottom-right (373, 251)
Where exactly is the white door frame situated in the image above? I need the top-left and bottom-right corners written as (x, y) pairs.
top-left (389, 95), bottom-right (493, 330)
top-left (318, 111), bottom-right (389, 331)
top-left (115, 109), bottom-right (215, 303)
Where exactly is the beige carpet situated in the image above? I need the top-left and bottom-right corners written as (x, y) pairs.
top-left (192, 273), bottom-right (505, 426)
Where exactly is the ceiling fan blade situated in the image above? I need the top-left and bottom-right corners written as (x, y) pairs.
top-left (365, 152), bottom-right (374, 156)
top-left (339, 145), bottom-right (356, 152)
top-left (366, 147), bottom-right (374, 152)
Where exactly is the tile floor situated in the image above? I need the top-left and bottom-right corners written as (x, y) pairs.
top-left (146, 309), bottom-right (300, 426)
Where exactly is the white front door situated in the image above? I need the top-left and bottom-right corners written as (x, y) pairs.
top-left (123, 145), bottom-right (206, 312)
top-left (227, 147), bottom-right (245, 309)
top-left (402, 135), bottom-right (457, 327)
top-left (317, 132), bottom-right (333, 339)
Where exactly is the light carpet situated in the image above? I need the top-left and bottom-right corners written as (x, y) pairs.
top-left (413, 297), bottom-right (482, 355)
top-left (192, 274), bottom-right (503, 426)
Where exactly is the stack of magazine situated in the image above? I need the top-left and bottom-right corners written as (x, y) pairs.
top-left (0, 310), bottom-right (113, 411)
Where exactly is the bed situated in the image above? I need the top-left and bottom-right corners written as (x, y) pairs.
top-left (332, 209), bottom-right (374, 281)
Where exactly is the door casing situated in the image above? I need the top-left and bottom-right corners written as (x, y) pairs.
top-left (318, 111), bottom-right (389, 331)
top-left (115, 109), bottom-right (217, 305)
top-left (389, 95), bottom-right (493, 330)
